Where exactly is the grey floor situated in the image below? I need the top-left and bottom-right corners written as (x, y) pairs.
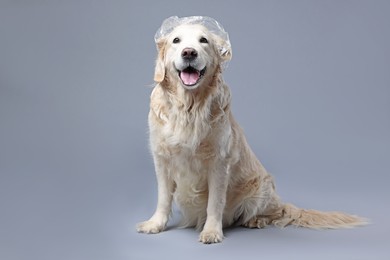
top-left (1, 1), bottom-right (389, 260)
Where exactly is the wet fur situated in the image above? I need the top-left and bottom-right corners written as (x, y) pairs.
top-left (137, 23), bottom-right (367, 243)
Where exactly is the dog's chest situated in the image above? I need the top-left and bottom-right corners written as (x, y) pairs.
top-left (163, 119), bottom-right (215, 161)
top-left (150, 87), bottom-right (230, 172)
top-left (154, 109), bottom-right (223, 171)
top-left (162, 105), bottom-right (213, 148)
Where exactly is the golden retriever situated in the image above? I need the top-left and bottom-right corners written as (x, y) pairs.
top-left (137, 16), bottom-right (367, 244)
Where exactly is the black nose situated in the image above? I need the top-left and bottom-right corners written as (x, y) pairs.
top-left (181, 48), bottom-right (198, 61)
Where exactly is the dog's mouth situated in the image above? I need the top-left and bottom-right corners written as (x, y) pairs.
top-left (178, 66), bottom-right (206, 87)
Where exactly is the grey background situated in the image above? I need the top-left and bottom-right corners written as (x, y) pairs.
top-left (0, 1), bottom-right (389, 259)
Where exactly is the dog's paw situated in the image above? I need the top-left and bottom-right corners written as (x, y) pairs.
top-left (199, 229), bottom-right (224, 244)
top-left (242, 216), bottom-right (270, 229)
top-left (136, 220), bottom-right (165, 234)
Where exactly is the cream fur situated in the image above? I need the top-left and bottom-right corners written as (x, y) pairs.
top-left (136, 23), bottom-right (367, 244)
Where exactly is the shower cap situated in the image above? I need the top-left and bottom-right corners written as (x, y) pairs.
top-left (154, 16), bottom-right (232, 66)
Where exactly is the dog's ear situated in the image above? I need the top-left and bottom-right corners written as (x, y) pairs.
top-left (154, 38), bottom-right (166, 83)
top-left (213, 35), bottom-right (232, 62)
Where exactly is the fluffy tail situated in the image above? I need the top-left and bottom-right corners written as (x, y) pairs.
top-left (272, 203), bottom-right (368, 229)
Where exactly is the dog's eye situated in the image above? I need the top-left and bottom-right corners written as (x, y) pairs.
top-left (199, 37), bottom-right (208, 44)
top-left (173, 37), bottom-right (180, 44)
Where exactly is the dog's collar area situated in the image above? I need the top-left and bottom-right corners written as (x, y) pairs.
top-left (178, 66), bottom-right (206, 87)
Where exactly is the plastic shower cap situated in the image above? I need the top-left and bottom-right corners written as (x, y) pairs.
top-left (155, 16), bottom-right (231, 64)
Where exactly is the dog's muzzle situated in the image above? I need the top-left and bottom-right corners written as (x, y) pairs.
top-left (178, 66), bottom-right (206, 86)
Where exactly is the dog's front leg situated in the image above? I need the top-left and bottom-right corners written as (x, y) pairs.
top-left (199, 164), bottom-right (229, 244)
top-left (137, 156), bottom-right (175, 234)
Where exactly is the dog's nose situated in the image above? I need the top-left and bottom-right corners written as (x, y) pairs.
top-left (181, 48), bottom-right (198, 60)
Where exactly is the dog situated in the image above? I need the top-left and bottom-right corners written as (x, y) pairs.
top-left (137, 16), bottom-right (367, 244)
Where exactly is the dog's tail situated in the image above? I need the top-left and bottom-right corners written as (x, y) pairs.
top-left (271, 203), bottom-right (368, 229)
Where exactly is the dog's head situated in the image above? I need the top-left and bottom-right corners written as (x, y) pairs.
top-left (154, 16), bottom-right (232, 90)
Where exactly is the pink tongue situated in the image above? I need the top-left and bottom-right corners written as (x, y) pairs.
top-left (180, 70), bottom-right (200, 85)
